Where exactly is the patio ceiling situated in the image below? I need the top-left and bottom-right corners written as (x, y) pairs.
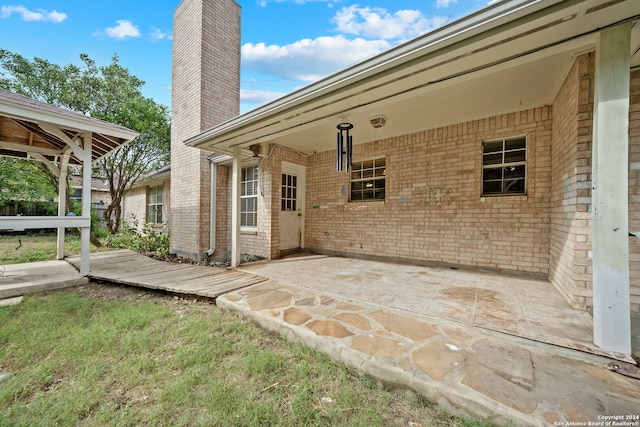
top-left (187, 0), bottom-right (640, 156)
top-left (0, 89), bottom-right (139, 165)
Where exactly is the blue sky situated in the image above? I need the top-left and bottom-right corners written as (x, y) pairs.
top-left (0, 0), bottom-right (491, 113)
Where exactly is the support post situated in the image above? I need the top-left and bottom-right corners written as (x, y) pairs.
top-left (56, 152), bottom-right (71, 260)
top-left (231, 145), bottom-right (242, 268)
top-left (592, 23), bottom-right (632, 354)
top-left (79, 133), bottom-right (92, 276)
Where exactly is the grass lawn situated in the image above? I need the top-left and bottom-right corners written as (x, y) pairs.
top-left (0, 232), bottom-right (112, 265)
top-left (0, 285), bottom-right (489, 426)
top-left (0, 234), bottom-right (490, 426)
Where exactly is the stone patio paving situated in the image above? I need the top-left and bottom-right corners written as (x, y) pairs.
top-left (238, 254), bottom-right (637, 361)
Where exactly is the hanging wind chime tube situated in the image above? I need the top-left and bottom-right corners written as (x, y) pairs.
top-left (336, 122), bottom-right (353, 172)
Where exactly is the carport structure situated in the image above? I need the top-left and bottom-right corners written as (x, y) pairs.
top-left (0, 89), bottom-right (139, 275)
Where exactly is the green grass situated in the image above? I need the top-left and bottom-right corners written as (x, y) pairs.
top-left (0, 232), bottom-right (111, 265)
top-left (0, 287), bottom-right (492, 427)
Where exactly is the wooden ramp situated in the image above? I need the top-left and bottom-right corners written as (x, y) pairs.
top-left (66, 250), bottom-right (269, 299)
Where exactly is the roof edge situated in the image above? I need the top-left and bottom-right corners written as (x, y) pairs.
top-left (185, 0), bottom-right (563, 148)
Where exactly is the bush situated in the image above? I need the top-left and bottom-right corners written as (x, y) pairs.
top-left (103, 216), bottom-right (169, 258)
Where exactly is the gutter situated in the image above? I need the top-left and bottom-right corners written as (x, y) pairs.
top-left (206, 160), bottom-right (217, 256)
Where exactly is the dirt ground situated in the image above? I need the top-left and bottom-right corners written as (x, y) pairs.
top-left (59, 281), bottom-right (215, 316)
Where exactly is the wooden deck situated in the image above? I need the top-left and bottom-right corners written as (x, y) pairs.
top-left (66, 250), bottom-right (269, 299)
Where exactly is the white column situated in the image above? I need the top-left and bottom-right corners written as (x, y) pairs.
top-left (231, 145), bottom-right (242, 267)
top-left (592, 23), bottom-right (631, 354)
top-left (56, 152), bottom-right (71, 260)
top-left (79, 133), bottom-right (92, 276)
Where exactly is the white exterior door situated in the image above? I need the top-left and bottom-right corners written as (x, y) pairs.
top-left (279, 162), bottom-right (305, 251)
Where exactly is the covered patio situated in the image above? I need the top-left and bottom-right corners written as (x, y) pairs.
top-left (184, 0), bottom-right (640, 359)
top-left (0, 89), bottom-right (139, 275)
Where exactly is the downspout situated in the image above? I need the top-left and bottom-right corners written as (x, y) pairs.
top-left (206, 160), bottom-right (217, 256)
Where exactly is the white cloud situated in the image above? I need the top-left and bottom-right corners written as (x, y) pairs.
top-left (435, 0), bottom-right (458, 8)
top-left (241, 88), bottom-right (286, 105)
top-left (333, 5), bottom-right (448, 41)
top-left (242, 35), bottom-right (390, 83)
top-left (0, 5), bottom-right (66, 22)
top-left (103, 20), bottom-right (140, 40)
top-left (150, 28), bottom-right (171, 42)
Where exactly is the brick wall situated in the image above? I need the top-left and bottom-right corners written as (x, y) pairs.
top-left (629, 70), bottom-right (640, 313)
top-left (122, 179), bottom-right (171, 231)
top-left (305, 107), bottom-right (552, 275)
top-left (170, 0), bottom-right (240, 260)
top-left (547, 54), bottom-right (639, 313)
top-left (122, 186), bottom-right (146, 226)
top-left (549, 54), bottom-right (594, 311)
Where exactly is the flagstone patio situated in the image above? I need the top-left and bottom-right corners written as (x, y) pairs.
top-left (237, 254), bottom-right (639, 362)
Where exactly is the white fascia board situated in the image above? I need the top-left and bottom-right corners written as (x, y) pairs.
top-left (184, 0), bottom-right (563, 148)
top-left (0, 101), bottom-right (140, 142)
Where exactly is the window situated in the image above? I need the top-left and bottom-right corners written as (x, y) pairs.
top-left (281, 174), bottom-right (297, 211)
top-left (70, 188), bottom-right (82, 201)
top-left (241, 166), bottom-right (258, 228)
top-left (482, 137), bottom-right (526, 195)
top-left (350, 158), bottom-right (386, 201)
top-left (148, 186), bottom-right (163, 224)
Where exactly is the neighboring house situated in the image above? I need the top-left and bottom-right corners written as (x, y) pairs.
top-left (122, 165), bottom-right (170, 229)
top-left (169, 0), bottom-right (640, 355)
top-left (69, 175), bottom-right (112, 227)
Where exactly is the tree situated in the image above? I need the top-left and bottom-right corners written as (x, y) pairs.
top-left (0, 157), bottom-right (58, 206)
top-left (0, 50), bottom-right (170, 234)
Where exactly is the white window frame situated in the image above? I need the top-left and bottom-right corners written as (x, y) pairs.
top-left (350, 157), bottom-right (386, 202)
top-left (147, 185), bottom-right (163, 224)
top-left (482, 136), bottom-right (527, 196)
top-left (241, 166), bottom-right (258, 229)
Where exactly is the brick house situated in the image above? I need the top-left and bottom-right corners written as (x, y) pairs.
top-left (169, 0), bottom-right (640, 355)
top-left (122, 165), bottom-right (171, 229)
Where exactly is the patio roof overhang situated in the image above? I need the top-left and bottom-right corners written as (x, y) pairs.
top-left (186, 0), bottom-right (640, 156)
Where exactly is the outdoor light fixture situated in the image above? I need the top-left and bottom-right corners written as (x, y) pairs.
top-left (336, 121), bottom-right (353, 172)
top-left (369, 115), bottom-right (387, 129)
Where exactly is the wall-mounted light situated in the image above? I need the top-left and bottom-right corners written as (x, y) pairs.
top-left (336, 122), bottom-right (353, 172)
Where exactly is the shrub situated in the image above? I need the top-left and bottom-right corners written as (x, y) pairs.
top-left (103, 216), bottom-right (169, 258)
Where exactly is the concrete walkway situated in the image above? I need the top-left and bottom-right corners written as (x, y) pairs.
top-left (0, 260), bottom-right (87, 299)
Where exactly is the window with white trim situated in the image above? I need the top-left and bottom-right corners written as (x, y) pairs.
top-left (147, 185), bottom-right (163, 224)
top-left (241, 166), bottom-right (258, 228)
top-left (350, 158), bottom-right (386, 201)
top-left (482, 136), bottom-right (526, 195)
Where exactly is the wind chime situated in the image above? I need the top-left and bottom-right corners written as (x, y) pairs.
top-left (336, 121), bottom-right (353, 172)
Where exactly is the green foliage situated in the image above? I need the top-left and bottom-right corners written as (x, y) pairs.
top-left (0, 158), bottom-right (57, 206)
top-left (103, 216), bottom-right (169, 257)
top-left (90, 210), bottom-right (108, 239)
